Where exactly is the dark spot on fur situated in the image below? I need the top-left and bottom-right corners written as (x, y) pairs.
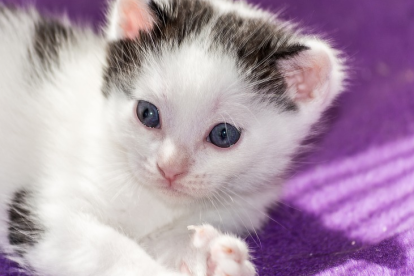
top-left (8, 190), bottom-right (42, 255)
top-left (0, 3), bottom-right (15, 14)
top-left (212, 13), bottom-right (308, 110)
top-left (103, 40), bottom-right (142, 97)
top-left (32, 17), bottom-right (74, 71)
top-left (0, 5), bottom-right (6, 15)
top-left (0, 3), bottom-right (17, 23)
top-left (103, 0), bottom-right (214, 97)
top-left (148, 0), bottom-right (214, 46)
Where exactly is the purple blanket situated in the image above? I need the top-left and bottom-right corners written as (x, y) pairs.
top-left (1, 0), bottom-right (414, 275)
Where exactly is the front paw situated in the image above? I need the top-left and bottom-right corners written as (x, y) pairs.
top-left (184, 225), bottom-right (256, 276)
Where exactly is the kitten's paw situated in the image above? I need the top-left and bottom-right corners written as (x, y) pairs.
top-left (188, 225), bottom-right (256, 276)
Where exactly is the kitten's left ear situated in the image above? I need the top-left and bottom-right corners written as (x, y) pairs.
top-left (281, 39), bottom-right (345, 110)
top-left (106, 0), bottom-right (155, 41)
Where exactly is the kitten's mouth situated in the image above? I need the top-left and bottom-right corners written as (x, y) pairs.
top-left (155, 179), bottom-right (212, 201)
top-left (157, 185), bottom-right (193, 199)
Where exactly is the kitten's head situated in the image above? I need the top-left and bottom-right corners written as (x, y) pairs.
top-left (102, 0), bottom-right (345, 205)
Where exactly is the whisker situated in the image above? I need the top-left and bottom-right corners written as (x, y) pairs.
top-left (213, 190), bottom-right (262, 248)
top-left (219, 185), bottom-right (288, 231)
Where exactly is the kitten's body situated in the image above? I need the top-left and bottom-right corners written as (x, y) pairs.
top-left (0, 1), bottom-right (344, 275)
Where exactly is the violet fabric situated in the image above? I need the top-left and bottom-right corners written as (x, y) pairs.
top-left (1, 0), bottom-right (414, 275)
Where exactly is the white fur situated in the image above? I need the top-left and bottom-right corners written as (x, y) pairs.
top-left (0, 1), bottom-right (345, 276)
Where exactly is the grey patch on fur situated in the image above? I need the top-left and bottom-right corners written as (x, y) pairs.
top-left (103, 0), bottom-right (306, 110)
top-left (103, 0), bottom-right (214, 97)
top-left (8, 190), bottom-right (43, 255)
top-left (103, 39), bottom-right (142, 97)
top-left (0, 3), bottom-right (15, 14)
top-left (212, 13), bottom-right (307, 110)
top-left (30, 17), bottom-right (75, 73)
top-left (147, 0), bottom-right (214, 46)
top-left (0, 4), bottom-right (6, 14)
top-left (0, 3), bottom-right (17, 23)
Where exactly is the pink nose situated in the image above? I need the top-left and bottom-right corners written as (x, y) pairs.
top-left (157, 163), bottom-right (186, 183)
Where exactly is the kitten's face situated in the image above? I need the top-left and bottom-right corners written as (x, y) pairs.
top-left (103, 0), bottom-right (344, 205)
top-left (106, 43), bottom-right (304, 204)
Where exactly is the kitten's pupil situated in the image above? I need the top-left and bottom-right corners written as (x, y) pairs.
top-left (220, 128), bottom-right (227, 140)
top-left (143, 109), bottom-right (149, 119)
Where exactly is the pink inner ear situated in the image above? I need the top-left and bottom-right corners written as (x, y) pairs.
top-left (286, 67), bottom-right (321, 101)
top-left (120, 0), bottom-right (154, 40)
top-left (284, 50), bottom-right (332, 102)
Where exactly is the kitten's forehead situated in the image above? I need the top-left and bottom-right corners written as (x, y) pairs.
top-left (104, 0), bottom-right (307, 109)
top-left (135, 42), bottom-right (251, 138)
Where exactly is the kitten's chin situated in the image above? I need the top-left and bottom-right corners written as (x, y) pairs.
top-left (149, 182), bottom-right (209, 206)
top-left (152, 186), bottom-right (196, 205)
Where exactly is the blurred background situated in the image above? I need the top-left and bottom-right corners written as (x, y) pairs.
top-left (1, 0), bottom-right (414, 275)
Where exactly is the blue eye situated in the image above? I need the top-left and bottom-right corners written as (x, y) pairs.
top-left (209, 123), bottom-right (241, 148)
top-left (137, 101), bottom-right (160, 128)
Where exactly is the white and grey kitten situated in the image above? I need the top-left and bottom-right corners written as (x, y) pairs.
top-left (0, 0), bottom-right (345, 275)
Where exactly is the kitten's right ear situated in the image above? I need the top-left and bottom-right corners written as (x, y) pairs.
top-left (106, 0), bottom-right (155, 41)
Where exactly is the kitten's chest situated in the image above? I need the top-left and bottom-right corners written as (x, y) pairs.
top-left (108, 188), bottom-right (186, 239)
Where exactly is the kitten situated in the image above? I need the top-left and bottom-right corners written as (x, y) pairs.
top-left (0, 0), bottom-right (345, 275)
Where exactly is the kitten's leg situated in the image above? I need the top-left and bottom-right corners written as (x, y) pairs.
top-left (186, 225), bottom-right (255, 276)
top-left (141, 224), bottom-right (255, 276)
top-left (20, 212), bottom-right (182, 276)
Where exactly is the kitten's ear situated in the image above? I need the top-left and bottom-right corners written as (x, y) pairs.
top-left (281, 39), bottom-right (345, 110)
top-left (106, 0), bottom-right (155, 41)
